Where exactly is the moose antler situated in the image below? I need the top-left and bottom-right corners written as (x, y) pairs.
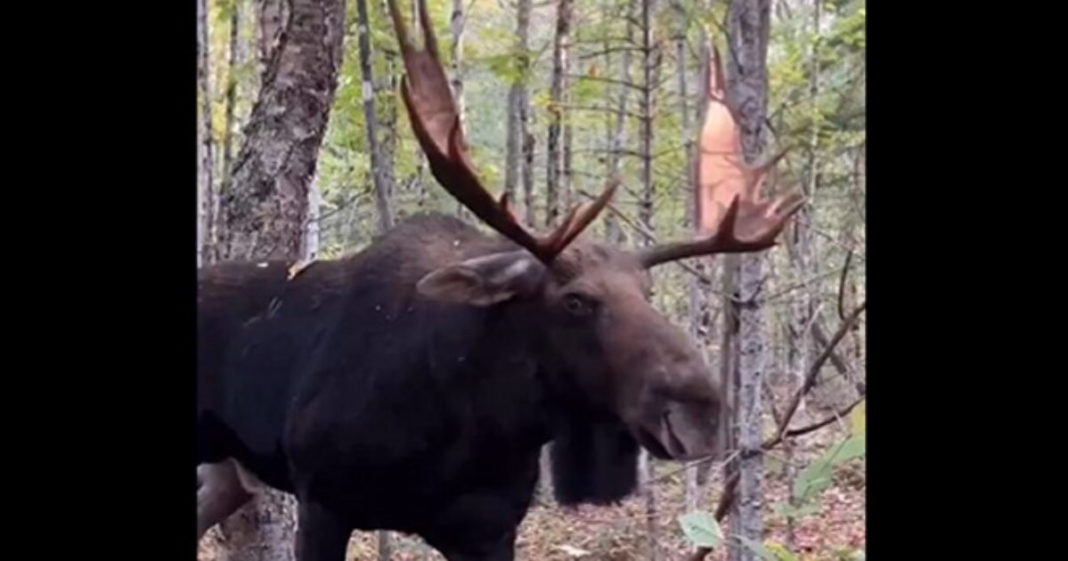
top-left (638, 43), bottom-right (804, 269)
top-left (388, 0), bottom-right (616, 264)
top-left (638, 153), bottom-right (805, 267)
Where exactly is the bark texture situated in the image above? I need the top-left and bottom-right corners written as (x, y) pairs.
top-left (356, 0), bottom-right (394, 234)
top-left (218, 0), bottom-right (346, 261)
top-left (197, 0), bottom-right (215, 268)
top-left (603, 0), bottom-right (640, 244)
top-left (545, 0), bottom-right (573, 228)
top-left (639, 4), bottom-right (661, 558)
top-left (504, 0), bottom-right (532, 215)
top-left (725, 1), bottom-right (774, 560)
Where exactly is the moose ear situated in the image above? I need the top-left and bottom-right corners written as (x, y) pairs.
top-left (417, 250), bottom-right (543, 306)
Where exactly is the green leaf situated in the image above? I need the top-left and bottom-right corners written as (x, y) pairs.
top-left (792, 434), bottom-right (866, 501)
top-left (678, 511), bottom-right (722, 548)
top-left (834, 435), bottom-right (866, 463)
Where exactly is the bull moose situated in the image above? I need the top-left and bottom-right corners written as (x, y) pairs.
top-left (196, 1), bottom-right (804, 560)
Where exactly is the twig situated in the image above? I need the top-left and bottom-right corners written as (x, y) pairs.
top-left (775, 301), bottom-right (867, 442)
top-left (758, 264), bottom-right (856, 303)
top-left (783, 395), bottom-right (865, 440)
top-left (578, 189), bottom-right (724, 293)
top-left (837, 248), bottom-right (855, 322)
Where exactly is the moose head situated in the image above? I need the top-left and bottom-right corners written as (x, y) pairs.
top-left (388, 0), bottom-right (803, 462)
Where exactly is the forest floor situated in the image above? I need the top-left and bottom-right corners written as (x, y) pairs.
top-left (199, 423), bottom-right (864, 561)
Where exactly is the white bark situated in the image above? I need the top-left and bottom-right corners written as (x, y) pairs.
top-left (197, 0), bottom-right (214, 268)
top-left (304, 176), bottom-right (321, 261)
top-left (603, 0), bottom-right (639, 244)
top-left (449, 0), bottom-right (466, 128)
top-left (725, 1), bottom-right (774, 559)
top-left (546, 0), bottom-right (573, 227)
top-left (639, 3), bottom-right (661, 559)
top-left (504, 0), bottom-right (531, 208)
top-left (356, 0), bottom-right (394, 234)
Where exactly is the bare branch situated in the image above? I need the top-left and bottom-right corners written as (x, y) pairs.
top-left (690, 301), bottom-right (867, 561)
top-left (838, 248), bottom-right (855, 321)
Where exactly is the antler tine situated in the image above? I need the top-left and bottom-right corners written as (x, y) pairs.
top-left (545, 179), bottom-right (619, 255)
top-left (639, 189), bottom-right (805, 268)
top-left (392, 0), bottom-right (614, 265)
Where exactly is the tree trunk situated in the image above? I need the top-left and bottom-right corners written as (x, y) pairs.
top-left (692, 22), bottom-right (717, 492)
top-left (638, 0), bottom-right (659, 233)
top-left (449, 0), bottom-right (466, 128)
top-left (221, 1), bottom-right (244, 187)
top-left (639, 3), bottom-right (661, 558)
top-left (603, 0), bottom-right (640, 244)
top-left (218, 0), bottom-right (345, 261)
top-left (257, 0), bottom-right (287, 79)
top-left (522, 131), bottom-right (536, 226)
top-left (304, 175), bottom-right (321, 261)
top-left (356, 0), bottom-right (394, 234)
top-left (675, 0), bottom-right (708, 513)
top-left (197, 0), bottom-right (215, 269)
top-left (217, 0), bottom-right (248, 264)
top-left (380, 0), bottom-right (400, 221)
top-left (504, 0), bottom-right (531, 213)
top-left (214, 6), bottom-right (345, 559)
top-left (724, 1), bottom-right (774, 560)
top-left (545, 0), bottom-right (573, 228)
top-left (448, 0), bottom-right (468, 220)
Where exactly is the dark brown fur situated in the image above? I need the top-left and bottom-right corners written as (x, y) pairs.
top-left (198, 213), bottom-right (722, 561)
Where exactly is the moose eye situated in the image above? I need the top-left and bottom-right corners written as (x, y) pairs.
top-left (562, 294), bottom-right (595, 317)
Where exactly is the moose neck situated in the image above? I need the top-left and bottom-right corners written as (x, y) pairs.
top-left (495, 300), bottom-right (641, 506)
top-left (447, 293), bottom-right (641, 506)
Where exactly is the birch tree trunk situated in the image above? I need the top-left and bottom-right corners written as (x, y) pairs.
top-left (218, 0), bottom-right (344, 261)
top-left (602, 0), bottom-right (639, 244)
top-left (725, 1), bottom-right (774, 560)
top-left (784, 2), bottom-right (821, 545)
top-left (522, 131), bottom-right (536, 226)
top-left (380, 0), bottom-right (400, 221)
top-left (304, 176), bottom-right (321, 261)
top-left (449, 0), bottom-right (466, 128)
top-left (221, 0), bottom-right (246, 192)
top-left (446, 0), bottom-right (468, 220)
top-left (504, 0), bottom-right (531, 212)
top-left (545, 0), bottom-right (573, 228)
top-left (197, 0), bottom-right (215, 268)
top-left (639, 2), bottom-right (661, 558)
top-left (257, 0), bottom-right (287, 80)
top-left (638, 0), bottom-right (660, 232)
top-left (215, 0), bottom-right (249, 264)
top-left (356, 0), bottom-right (394, 234)
top-left (675, 0), bottom-right (706, 513)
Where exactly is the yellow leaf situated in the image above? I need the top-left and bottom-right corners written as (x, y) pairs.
top-left (288, 260), bottom-right (314, 280)
top-left (849, 400), bottom-right (866, 436)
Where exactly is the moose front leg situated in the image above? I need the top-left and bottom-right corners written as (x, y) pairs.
top-left (423, 491), bottom-right (526, 561)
